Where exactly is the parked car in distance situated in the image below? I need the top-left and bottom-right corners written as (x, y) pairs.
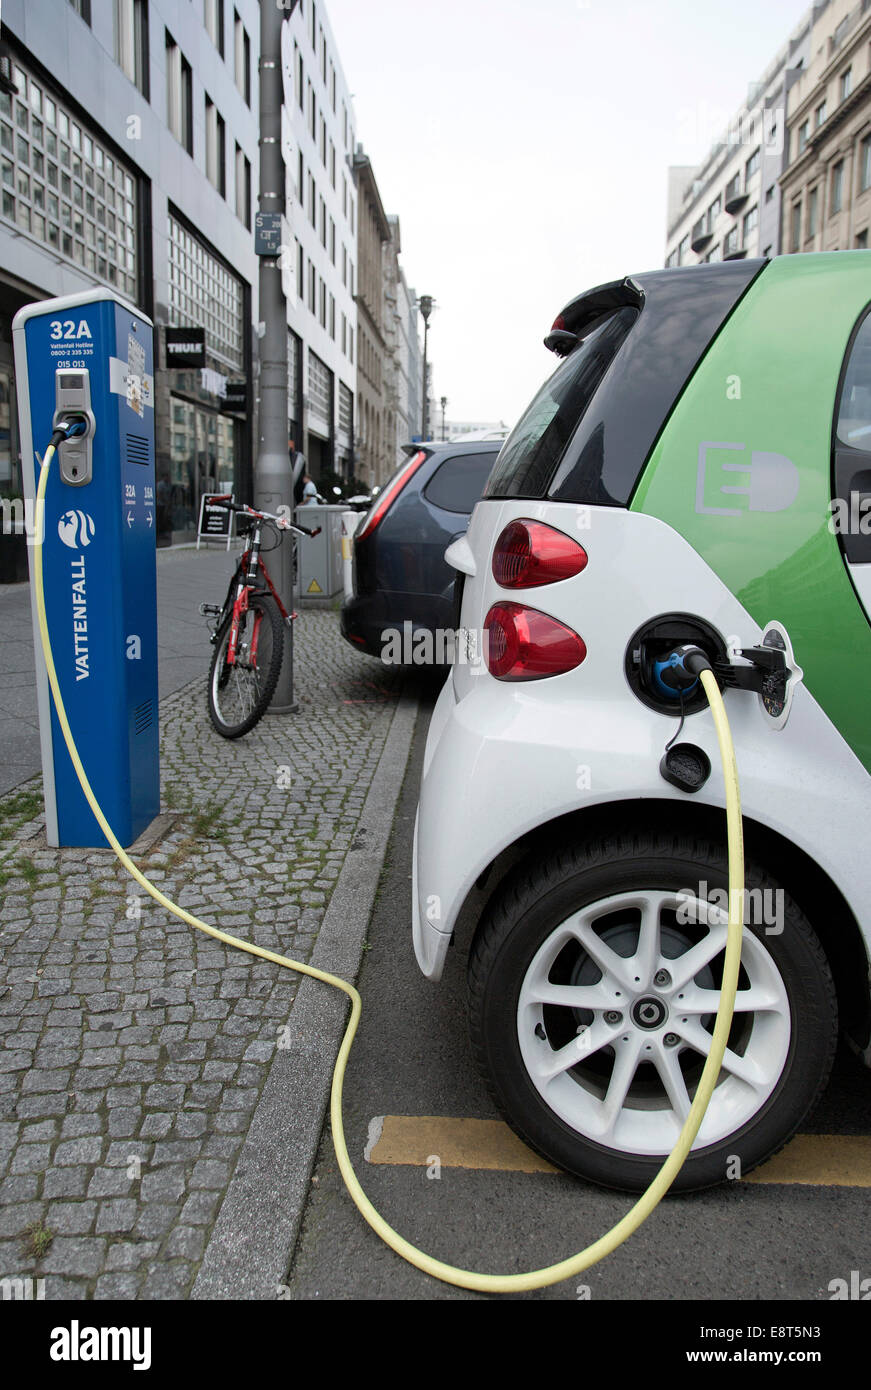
top-left (340, 440), bottom-right (501, 662)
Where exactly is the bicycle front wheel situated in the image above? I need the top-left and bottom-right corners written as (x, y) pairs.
top-left (208, 594), bottom-right (285, 738)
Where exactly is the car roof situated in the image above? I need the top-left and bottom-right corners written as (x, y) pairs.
top-left (400, 439), bottom-right (503, 457)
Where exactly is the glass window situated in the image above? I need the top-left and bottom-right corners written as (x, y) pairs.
top-left (745, 147), bottom-right (759, 182)
top-left (424, 452), bottom-right (498, 514)
top-left (798, 120), bottom-right (809, 153)
top-left (791, 201), bottom-right (802, 251)
top-left (832, 161), bottom-right (844, 215)
top-left (167, 213), bottom-right (244, 368)
top-left (485, 308), bottom-right (638, 499)
top-left (816, 101), bottom-right (827, 128)
top-left (808, 186), bottom-right (818, 238)
top-left (862, 136), bottom-right (871, 193)
top-left (841, 68), bottom-right (852, 101)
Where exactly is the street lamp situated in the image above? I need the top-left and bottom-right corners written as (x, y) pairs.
top-left (440, 395), bottom-right (447, 441)
top-left (419, 295), bottom-right (434, 440)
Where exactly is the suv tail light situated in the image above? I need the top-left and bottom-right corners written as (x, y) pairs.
top-left (355, 449), bottom-right (428, 542)
top-left (492, 519), bottom-right (588, 588)
top-left (484, 602), bottom-right (587, 681)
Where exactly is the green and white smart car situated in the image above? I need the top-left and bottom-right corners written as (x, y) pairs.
top-left (413, 253), bottom-right (871, 1193)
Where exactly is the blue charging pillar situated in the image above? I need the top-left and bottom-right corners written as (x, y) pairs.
top-left (13, 288), bottom-right (160, 848)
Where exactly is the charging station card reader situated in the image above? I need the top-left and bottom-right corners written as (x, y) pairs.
top-left (13, 288), bottom-right (159, 848)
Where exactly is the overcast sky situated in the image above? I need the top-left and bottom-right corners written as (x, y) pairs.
top-left (326, 0), bottom-right (811, 427)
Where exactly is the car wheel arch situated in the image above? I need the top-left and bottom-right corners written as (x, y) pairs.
top-left (460, 797), bottom-right (871, 1057)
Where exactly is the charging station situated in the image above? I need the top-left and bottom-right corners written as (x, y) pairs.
top-left (13, 287), bottom-right (159, 848)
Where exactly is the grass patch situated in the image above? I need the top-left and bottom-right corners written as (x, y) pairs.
top-left (15, 857), bottom-right (39, 886)
top-left (22, 1219), bottom-right (53, 1260)
top-left (0, 785), bottom-right (43, 837)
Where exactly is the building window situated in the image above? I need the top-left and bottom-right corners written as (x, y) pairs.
top-left (798, 120), bottom-right (809, 154)
top-left (708, 195), bottom-right (720, 229)
top-left (342, 244), bottom-right (347, 286)
top-left (841, 68), bottom-right (852, 102)
top-left (205, 99), bottom-right (226, 197)
top-left (205, 0), bottom-right (224, 57)
top-left (743, 205), bottom-right (758, 240)
top-left (297, 52), bottom-right (304, 112)
top-left (724, 226), bottom-right (738, 256)
top-left (329, 293), bottom-right (335, 340)
top-left (862, 135), bottom-right (871, 193)
top-left (308, 173), bottom-right (315, 227)
top-left (745, 147), bottom-right (760, 182)
top-left (320, 279), bottom-right (326, 329)
top-left (832, 161), bottom-right (844, 215)
top-left (297, 151), bottom-right (304, 203)
top-left (297, 243), bottom-right (304, 302)
top-left (167, 212), bottom-right (244, 368)
top-left (329, 217), bottom-right (335, 264)
top-left (319, 116), bottom-right (326, 165)
top-left (308, 84), bottom-right (315, 140)
top-left (310, 0), bottom-right (316, 49)
top-left (234, 144), bottom-right (250, 228)
top-left (0, 61), bottom-right (138, 296)
top-left (857, 229), bottom-right (869, 249)
top-left (816, 100), bottom-right (827, 128)
top-left (234, 12), bottom-right (251, 105)
top-left (677, 233), bottom-right (690, 265)
top-left (308, 350), bottom-right (332, 433)
top-left (692, 216), bottom-right (705, 244)
top-left (166, 33), bottom-right (193, 155)
top-left (331, 64), bottom-right (336, 113)
top-left (765, 184), bottom-right (775, 203)
top-left (725, 172), bottom-right (740, 203)
top-left (808, 186), bottom-right (818, 238)
top-left (308, 260), bottom-right (315, 313)
top-left (319, 195), bottom-right (326, 247)
top-left (330, 141), bottom-right (336, 189)
top-left (114, 0), bottom-right (149, 96)
top-left (791, 201), bottom-right (802, 251)
top-left (68, 0), bottom-right (92, 18)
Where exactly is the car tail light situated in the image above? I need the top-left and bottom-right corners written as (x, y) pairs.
top-left (492, 519), bottom-right (588, 588)
top-left (355, 450), bottom-right (428, 542)
top-left (484, 602), bottom-right (587, 681)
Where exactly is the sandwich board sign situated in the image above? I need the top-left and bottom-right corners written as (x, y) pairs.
top-left (197, 494), bottom-right (235, 551)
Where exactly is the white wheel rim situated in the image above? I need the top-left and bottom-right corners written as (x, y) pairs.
top-left (517, 889), bottom-right (791, 1156)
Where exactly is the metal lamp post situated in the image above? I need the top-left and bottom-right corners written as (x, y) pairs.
top-left (440, 395), bottom-right (447, 441)
top-left (419, 295), bottom-right (433, 440)
top-left (255, 0), bottom-right (298, 713)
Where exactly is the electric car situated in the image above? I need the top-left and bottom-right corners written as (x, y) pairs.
top-left (413, 253), bottom-right (871, 1193)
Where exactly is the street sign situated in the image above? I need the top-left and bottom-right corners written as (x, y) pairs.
top-left (223, 381), bottom-right (247, 413)
top-left (197, 493), bottom-right (235, 551)
top-left (164, 326), bottom-right (205, 368)
top-left (255, 211), bottom-right (283, 256)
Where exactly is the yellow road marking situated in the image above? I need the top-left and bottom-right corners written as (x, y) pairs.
top-left (367, 1118), bottom-right (871, 1186)
top-left (744, 1134), bottom-right (871, 1187)
top-left (367, 1116), bottom-right (559, 1173)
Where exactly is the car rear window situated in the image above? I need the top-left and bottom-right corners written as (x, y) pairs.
top-left (485, 308), bottom-right (637, 499)
top-left (486, 259), bottom-right (765, 506)
top-left (423, 451), bottom-right (499, 513)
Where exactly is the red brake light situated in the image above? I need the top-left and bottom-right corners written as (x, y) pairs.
top-left (355, 450), bottom-right (428, 542)
top-left (484, 602), bottom-right (587, 681)
top-left (492, 519), bottom-right (588, 588)
top-left (551, 313), bottom-right (566, 331)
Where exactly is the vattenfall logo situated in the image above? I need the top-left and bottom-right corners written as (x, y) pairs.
top-left (50, 1320), bottom-right (152, 1370)
top-left (58, 509), bottom-right (95, 549)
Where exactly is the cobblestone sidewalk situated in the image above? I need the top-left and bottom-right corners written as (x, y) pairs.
top-left (0, 611), bottom-right (410, 1299)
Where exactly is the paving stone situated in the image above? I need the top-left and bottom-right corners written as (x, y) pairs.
top-left (0, 612), bottom-right (404, 1294)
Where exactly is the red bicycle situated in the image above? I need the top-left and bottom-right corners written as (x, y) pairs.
top-left (199, 497), bottom-right (320, 738)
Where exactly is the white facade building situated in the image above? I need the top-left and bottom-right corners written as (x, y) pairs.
top-left (665, 11), bottom-right (813, 267)
top-left (282, 0), bottom-right (357, 477)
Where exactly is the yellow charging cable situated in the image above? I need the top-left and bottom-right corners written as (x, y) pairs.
top-left (33, 440), bottom-right (744, 1294)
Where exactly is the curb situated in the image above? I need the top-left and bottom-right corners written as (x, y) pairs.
top-left (191, 689), bottom-right (419, 1299)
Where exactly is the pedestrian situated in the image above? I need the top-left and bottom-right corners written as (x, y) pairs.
top-left (299, 470), bottom-right (319, 506)
top-left (289, 437), bottom-right (308, 506)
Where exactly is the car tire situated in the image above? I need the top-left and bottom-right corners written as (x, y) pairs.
top-left (467, 832), bottom-right (838, 1193)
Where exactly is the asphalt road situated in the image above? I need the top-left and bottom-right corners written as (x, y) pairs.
top-left (286, 676), bottom-right (871, 1304)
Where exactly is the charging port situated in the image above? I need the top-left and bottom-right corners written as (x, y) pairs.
top-left (625, 613), bottom-right (728, 716)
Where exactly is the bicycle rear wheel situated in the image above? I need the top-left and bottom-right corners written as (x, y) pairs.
top-left (208, 593), bottom-right (284, 738)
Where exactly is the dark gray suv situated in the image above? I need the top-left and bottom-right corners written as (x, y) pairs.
top-left (340, 440), bottom-right (501, 660)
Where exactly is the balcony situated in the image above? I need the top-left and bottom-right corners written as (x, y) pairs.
top-left (724, 248), bottom-right (748, 260)
top-left (691, 229), bottom-right (714, 253)
top-left (724, 190), bottom-right (750, 215)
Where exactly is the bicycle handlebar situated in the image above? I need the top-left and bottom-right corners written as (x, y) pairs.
top-left (208, 496), bottom-right (321, 538)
